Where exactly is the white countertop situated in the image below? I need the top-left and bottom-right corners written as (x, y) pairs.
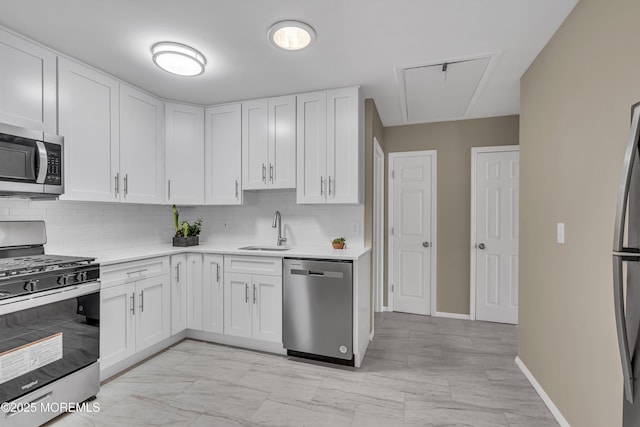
top-left (67, 242), bottom-right (370, 266)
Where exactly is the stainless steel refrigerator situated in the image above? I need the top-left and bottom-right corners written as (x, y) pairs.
top-left (613, 101), bottom-right (640, 426)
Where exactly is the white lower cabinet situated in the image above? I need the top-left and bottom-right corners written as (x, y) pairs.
top-left (170, 254), bottom-right (187, 334)
top-left (186, 254), bottom-right (204, 330)
top-left (202, 254), bottom-right (224, 333)
top-left (223, 256), bottom-right (282, 343)
top-left (100, 257), bottom-right (171, 372)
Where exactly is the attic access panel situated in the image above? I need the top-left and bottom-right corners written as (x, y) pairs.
top-left (402, 57), bottom-right (491, 123)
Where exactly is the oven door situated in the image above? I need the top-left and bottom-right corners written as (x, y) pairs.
top-left (0, 282), bottom-right (100, 403)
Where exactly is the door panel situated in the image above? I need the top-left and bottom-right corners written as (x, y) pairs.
top-left (242, 100), bottom-right (268, 190)
top-left (203, 254), bottom-right (224, 334)
top-left (186, 254), bottom-right (203, 330)
top-left (252, 274), bottom-right (282, 343)
top-left (223, 272), bottom-right (252, 338)
top-left (119, 85), bottom-right (164, 204)
top-left (135, 276), bottom-right (170, 351)
top-left (269, 96), bottom-right (296, 189)
top-left (474, 149), bottom-right (519, 324)
top-left (327, 87), bottom-right (359, 204)
top-left (392, 154), bottom-right (434, 315)
top-left (170, 254), bottom-right (187, 334)
top-left (205, 104), bottom-right (242, 205)
top-left (58, 58), bottom-right (119, 202)
top-left (296, 91), bottom-right (327, 204)
top-left (100, 283), bottom-right (135, 370)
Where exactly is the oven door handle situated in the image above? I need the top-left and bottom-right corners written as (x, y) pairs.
top-left (0, 282), bottom-right (101, 315)
top-left (35, 140), bottom-right (48, 184)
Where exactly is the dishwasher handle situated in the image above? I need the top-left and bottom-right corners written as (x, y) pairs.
top-left (290, 268), bottom-right (344, 279)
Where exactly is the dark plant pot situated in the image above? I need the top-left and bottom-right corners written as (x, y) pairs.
top-left (173, 236), bottom-right (199, 247)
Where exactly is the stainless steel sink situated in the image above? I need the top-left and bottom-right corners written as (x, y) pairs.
top-left (238, 245), bottom-right (291, 251)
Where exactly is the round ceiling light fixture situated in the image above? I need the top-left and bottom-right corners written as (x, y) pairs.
top-left (268, 20), bottom-right (316, 51)
top-left (151, 42), bottom-right (206, 77)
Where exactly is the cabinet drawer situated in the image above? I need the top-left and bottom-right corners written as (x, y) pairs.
top-left (224, 256), bottom-right (282, 276)
top-left (101, 256), bottom-right (170, 287)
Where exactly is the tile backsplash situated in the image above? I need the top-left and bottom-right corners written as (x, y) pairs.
top-left (0, 190), bottom-right (363, 254)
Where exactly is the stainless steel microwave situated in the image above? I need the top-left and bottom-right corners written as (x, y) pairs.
top-left (0, 123), bottom-right (63, 198)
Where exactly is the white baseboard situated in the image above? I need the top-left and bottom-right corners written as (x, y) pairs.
top-left (383, 306), bottom-right (392, 312)
top-left (515, 356), bottom-right (571, 427)
top-left (435, 311), bottom-right (471, 320)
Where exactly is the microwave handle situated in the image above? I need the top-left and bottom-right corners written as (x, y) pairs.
top-left (35, 141), bottom-right (48, 184)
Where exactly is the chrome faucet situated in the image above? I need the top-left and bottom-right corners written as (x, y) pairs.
top-left (272, 210), bottom-right (287, 246)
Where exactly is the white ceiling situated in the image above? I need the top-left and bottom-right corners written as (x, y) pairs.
top-left (0, 0), bottom-right (577, 127)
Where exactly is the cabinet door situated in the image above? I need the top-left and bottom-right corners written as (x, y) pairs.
top-left (100, 283), bottom-right (136, 370)
top-left (165, 103), bottom-right (204, 205)
top-left (135, 275), bottom-right (171, 351)
top-left (326, 87), bottom-right (361, 204)
top-left (223, 272), bottom-right (252, 338)
top-left (242, 99), bottom-right (269, 190)
top-left (0, 28), bottom-right (56, 133)
top-left (251, 274), bottom-right (282, 343)
top-left (186, 253), bottom-right (203, 330)
top-left (268, 96), bottom-right (296, 189)
top-left (170, 254), bottom-right (187, 334)
top-left (202, 254), bottom-right (224, 333)
top-left (205, 104), bottom-right (242, 205)
top-left (119, 84), bottom-right (165, 204)
top-left (296, 91), bottom-right (327, 204)
top-left (58, 58), bottom-right (120, 202)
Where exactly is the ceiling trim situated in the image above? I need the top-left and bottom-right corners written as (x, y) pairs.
top-left (393, 51), bottom-right (503, 125)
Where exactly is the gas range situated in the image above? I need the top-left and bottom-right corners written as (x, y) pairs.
top-left (0, 221), bottom-right (101, 426)
top-left (0, 254), bottom-right (99, 300)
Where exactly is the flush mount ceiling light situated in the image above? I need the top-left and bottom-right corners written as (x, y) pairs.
top-left (268, 20), bottom-right (316, 51)
top-left (151, 42), bottom-right (206, 77)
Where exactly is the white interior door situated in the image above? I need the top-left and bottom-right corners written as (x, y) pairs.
top-left (472, 147), bottom-right (519, 324)
top-left (373, 138), bottom-right (384, 312)
top-left (390, 151), bottom-right (436, 315)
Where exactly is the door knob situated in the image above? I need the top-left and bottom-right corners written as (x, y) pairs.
top-left (477, 243), bottom-right (486, 250)
top-left (422, 241), bottom-right (430, 248)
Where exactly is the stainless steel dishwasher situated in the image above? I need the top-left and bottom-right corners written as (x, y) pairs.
top-left (283, 258), bottom-right (354, 365)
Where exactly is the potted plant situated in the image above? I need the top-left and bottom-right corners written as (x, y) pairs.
top-left (332, 237), bottom-right (346, 250)
top-left (172, 205), bottom-right (202, 247)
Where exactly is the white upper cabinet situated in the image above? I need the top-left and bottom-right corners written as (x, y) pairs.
top-left (268, 96), bottom-right (297, 189)
top-left (0, 28), bottom-right (56, 133)
top-left (326, 87), bottom-right (362, 204)
top-left (165, 103), bottom-right (204, 205)
top-left (242, 96), bottom-right (296, 190)
top-left (205, 104), bottom-right (242, 205)
top-left (58, 58), bottom-right (120, 202)
top-left (296, 91), bottom-right (327, 204)
top-left (297, 86), bottom-right (362, 204)
top-left (119, 84), bottom-right (165, 204)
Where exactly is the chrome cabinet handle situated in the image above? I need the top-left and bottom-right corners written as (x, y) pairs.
top-left (262, 164), bottom-right (266, 183)
top-left (130, 293), bottom-right (135, 315)
top-left (328, 176), bottom-right (333, 196)
top-left (269, 163), bottom-right (273, 183)
top-left (320, 177), bottom-right (324, 196)
top-left (175, 262), bottom-right (180, 282)
top-left (235, 180), bottom-right (239, 198)
top-left (168, 179), bottom-right (171, 200)
top-left (477, 243), bottom-right (486, 250)
top-left (422, 241), bottom-right (430, 248)
top-left (216, 264), bottom-right (220, 282)
top-left (127, 268), bottom-right (148, 276)
top-left (115, 173), bottom-right (120, 197)
top-left (139, 290), bottom-right (144, 313)
top-left (124, 174), bottom-right (128, 196)
top-left (245, 283), bottom-right (249, 303)
top-left (253, 284), bottom-right (257, 304)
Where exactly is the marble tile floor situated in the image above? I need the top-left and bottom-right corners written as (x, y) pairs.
top-left (49, 312), bottom-right (557, 427)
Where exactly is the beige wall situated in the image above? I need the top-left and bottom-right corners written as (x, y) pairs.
top-left (364, 99), bottom-right (384, 330)
top-left (518, 1), bottom-right (640, 426)
top-left (383, 116), bottom-right (519, 314)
